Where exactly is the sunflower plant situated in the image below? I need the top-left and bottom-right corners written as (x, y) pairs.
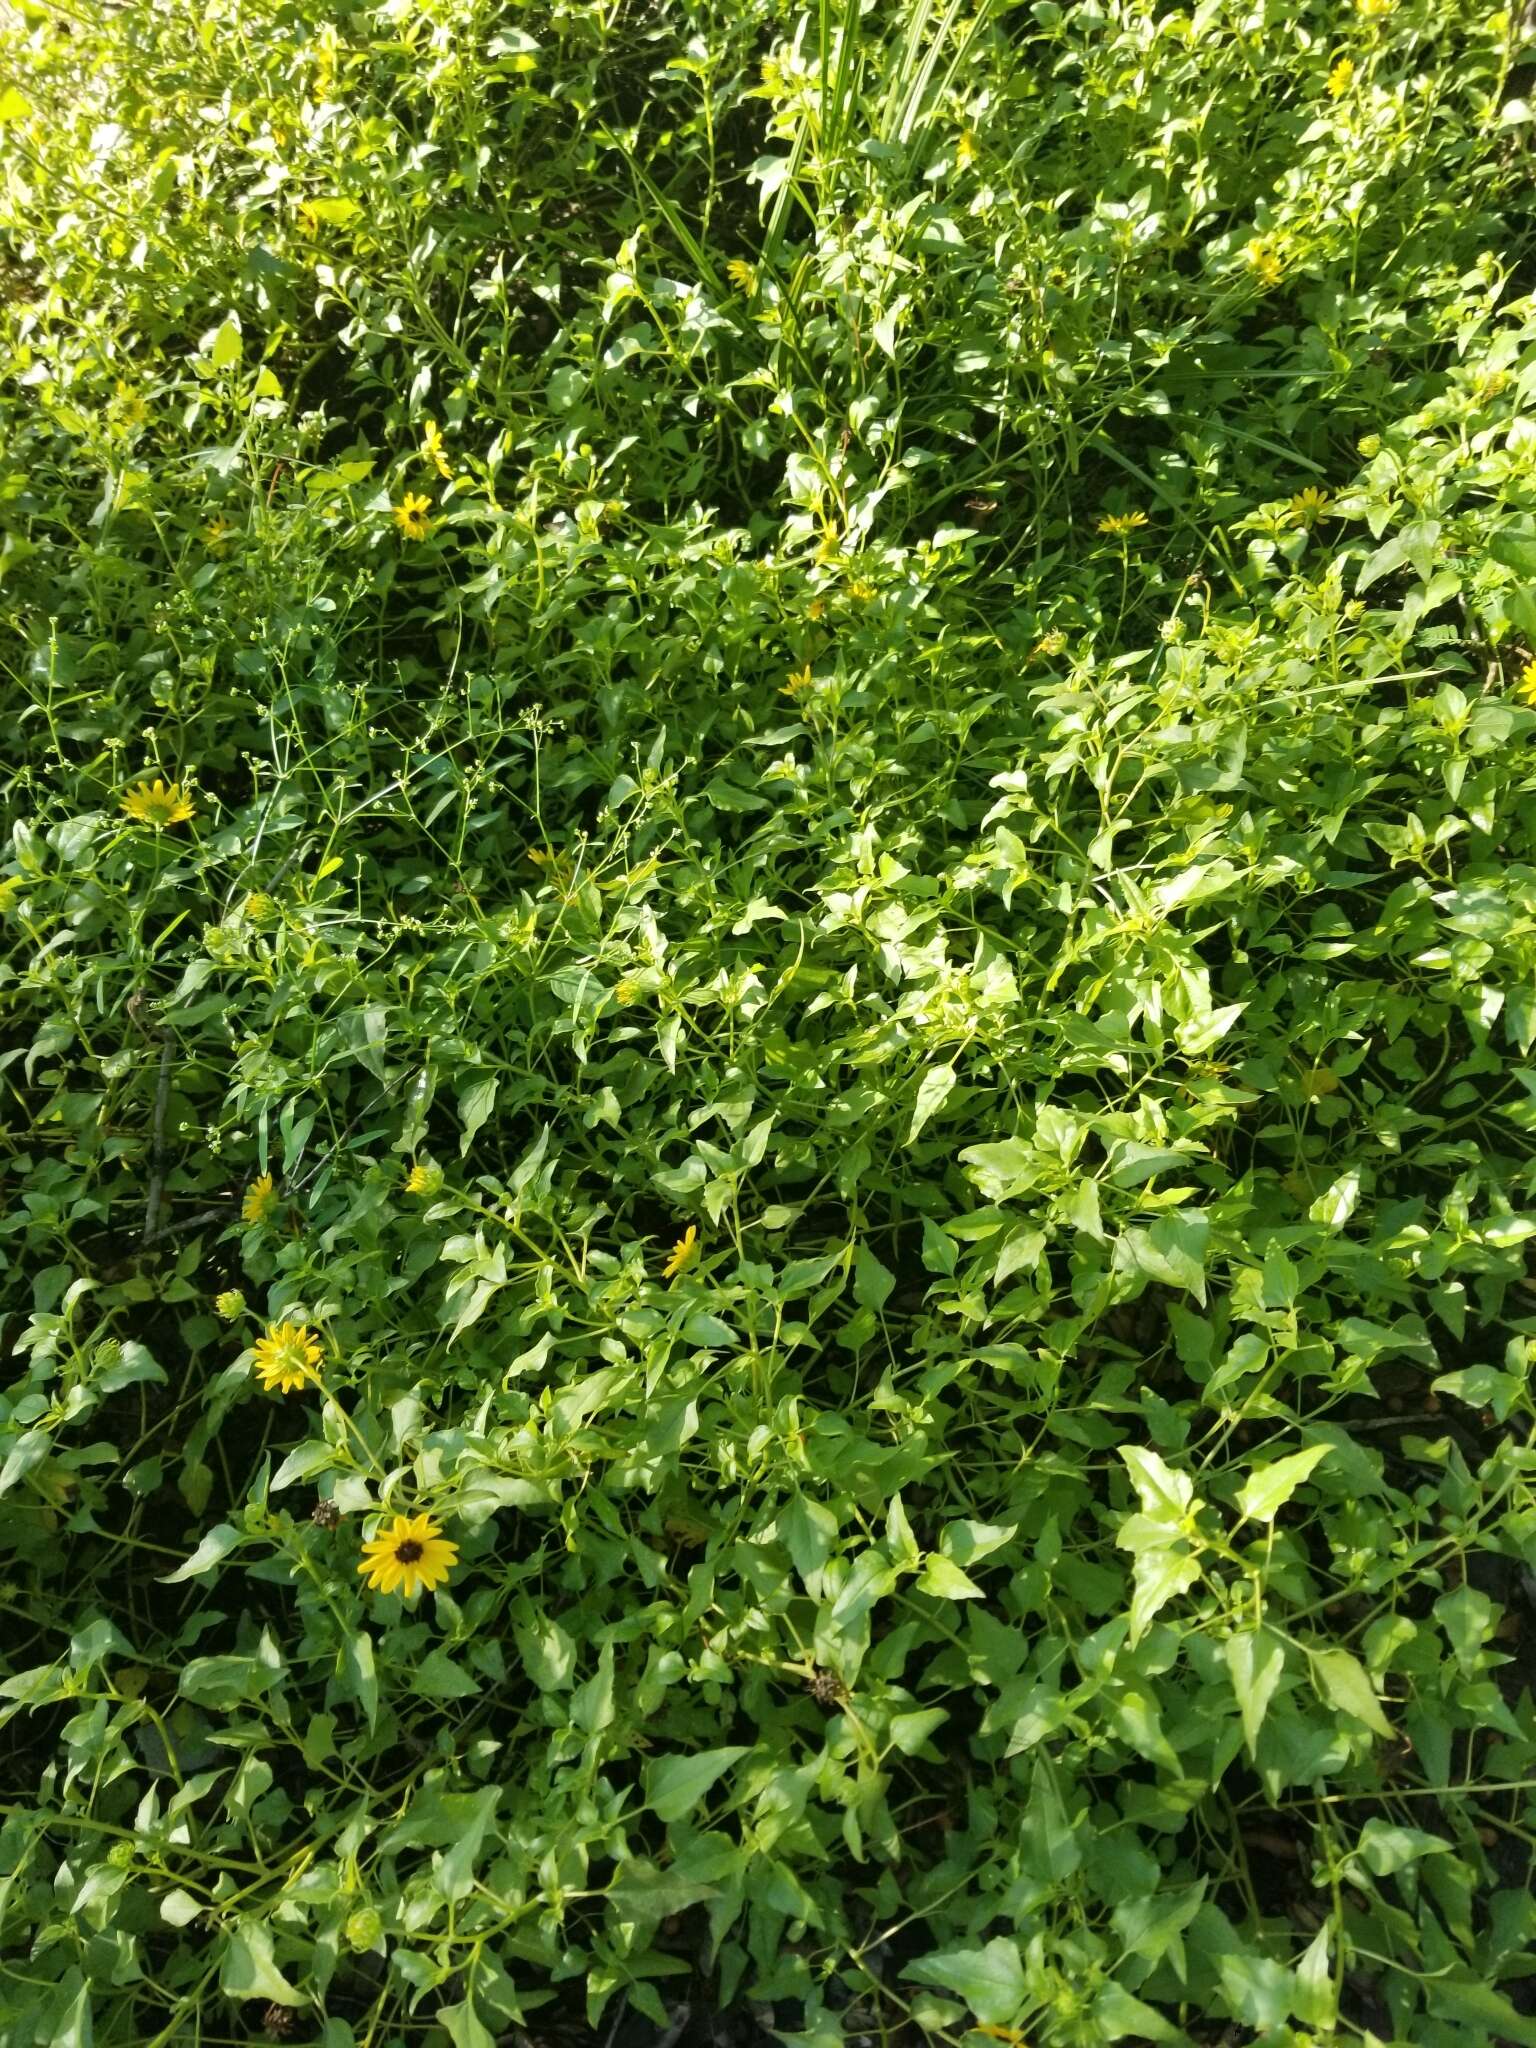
top-left (3, 2), bottom-right (1536, 2046)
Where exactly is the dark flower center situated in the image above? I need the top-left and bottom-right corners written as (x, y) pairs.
top-left (395, 1540), bottom-right (424, 1563)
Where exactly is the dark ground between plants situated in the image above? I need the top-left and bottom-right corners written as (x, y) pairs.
top-left (5, 2), bottom-right (1536, 2047)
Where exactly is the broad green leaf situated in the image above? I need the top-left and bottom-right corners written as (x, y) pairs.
top-left (1118, 1211), bottom-right (1210, 1301)
top-left (412, 1649), bottom-right (479, 1700)
top-left (1236, 1445), bottom-right (1332, 1523)
top-left (1119, 1445), bottom-right (1194, 1520)
top-left (436, 1786), bottom-right (501, 1902)
top-left (344, 1630), bottom-right (377, 1730)
top-left (888, 1707), bottom-right (949, 1754)
top-left (916, 1552), bottom-right (984, 1600)
top-left (645, 1746), bottom-right (748, 1822)
top-left (1434, 1583), bottom-right (1496, 1676)
top-left (852, 1243), bottom-right (894, 1311)
top-left (1293, 1924), bottom-right (1335, 2027)
top-left (1128, 1549), bottom-right (1202, 1644)
top-left (907, 1061), bottom-right (956, 1143)
top-left (271, 1440), bottom-right (337, 1490)
top-left (220, 1920), bottom-right (300, 2004)
top-left (208, 313), bottom-right (243, 370)
top-left (1224, 1629), bottom-right (1286, 1757)
top-left (906, 1937), bottom-right (1025, 2026)
top-left (1424, 1977), bottom-right (1536, 2046)
top-left (436, 2002), bottom-right (495, 2048)
top-left (1217, 1952), bottom-right (1293, 2029)
top-left (1309, 1171), bottom-right (1360, 1230)
top-left (1092, 1983), bottom-right (1179, 2041)
top-left (1311, 1646), bottom-right (1393, 1738)
top-left (457, 1072), bottom-right (498, 1156)
top-left (780, 1495), bottom-right (838, 1589)
top-left (161, 1522), bottom-right (241, 1582)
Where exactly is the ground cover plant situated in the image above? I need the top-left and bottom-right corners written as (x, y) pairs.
top-left (4, 0), bottom-right (1536, 2042)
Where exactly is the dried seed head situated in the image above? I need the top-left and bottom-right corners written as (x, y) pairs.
top-left (808, 1668), bottom-right (847, 1706)
top-left (311, 1499), bottom-right (341, 1530)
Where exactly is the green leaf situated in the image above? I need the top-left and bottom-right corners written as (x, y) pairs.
top-left (1293, 1924), bottom-right (1335, 2028)
top-left (220, 1920), bottom-right (300, 2005)
top-left (1236, 1445), bottom-right (1332, 1523)
top-left (1119, 1445), bottom-right (1194, 1519)
top-left (1093, 1983), bottom-right (1179, 2041)
top-left (271, 1440), bottom-right (338, 1490)
top-left (1309, 1171), bottom-right (1360, 1230)
top-left (1218, 1952), bottom-right (1293, 2029)
top-left (68, 1618), bottom-right (132, 1671)
top-left (436, 2002), bottom-right (496, 2048)
top-left (1127, 1548), bottom-right (1202, 1645)
top-left (781, 1495), bottom-right (838, 1589)
top-left (681, 1311), bottom-right (734, 1347)
top-left (887, 1707), bottom-right (949, 1754)
top-left (457, 1072), bottom-right (498, 1156)
top-left (957, 1138), bottom-right (1037, 1201)
top-left (907, 1061), bottom-right (957, 1143)
top-left (412, 1648), bottom-right (480, 1700)
top-left (208, 313), bottom-right (243, 370)
top-left (1119, 1211), bottom-right (1209, 1301)
top-left (916, 1552), bottom-right (985, 1600)
top-left (1224, 1629), bottom-right (1286, 1757)
top-left (161, 1522), bottom-right (241, 1582)
top-left (852, 1244), bottom-right (894, 1311)
top-left (50, 1972), bottom-right (91, 2048)
top-left (436, 1786), bottom-right (501, 1902)
top-left (1424, 1977), bottom-right (1536, 2046)
top-left (906, 1937), bottom-right (1025, 2026)
top-left (178, 1653), bottom-right (277, 1709)
top-left (1311, 1646), bottom-right (1393, 1738)
top-left (645, 1746), bottom-right (748, 1822)
top-left (1434, 1584), bottom-right (1495, 1676)
top-left (344, 1630), bottom-right (377, 1731)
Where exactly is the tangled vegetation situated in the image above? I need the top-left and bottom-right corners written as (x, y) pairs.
top-left (4, 1), bottom-right (1536, 2044)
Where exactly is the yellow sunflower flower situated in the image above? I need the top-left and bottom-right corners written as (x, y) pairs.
top-left (243, 891), bottom-right (274, 922)
top-left (1327, 57), bottom-right (1354, 96)
top-left (404, 1161), bottom-right (442, 1196)
top-left (214, 1289), bottom-right (246, 1320)
top-left (357, 1511), bottom-right (458, 1599)
top-left (1244, 238), bottom-right (1283, 289)
top-left (251, 1321), bottom-right (322, 1394)
top-left (781, 664), bottom-right (815, 697)
top-left (1097, 510), bottom-right (1148, 538)
top-left (1515, 656), bottom-right (1536, 706)
top-left (242, 1172), bottom-right (278, 1224)
top-left (662, 1224), bottom-right (699, 1280)
top-left (421, 419), bottom-right (453, 479)
top-left (1288, 486), bottom-right (1332, 524)
top-left (122, 779), bottom-right (195, 829)
top-left (725, 257), bottom-right (757, 296)
top-left (0, 877), bottom-right (21, 914)
top-left (393, 492), bottom-right (432, 541)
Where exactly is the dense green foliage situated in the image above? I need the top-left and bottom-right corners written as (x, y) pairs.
top-left (4, 1), bottom-right (1536, 2043)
